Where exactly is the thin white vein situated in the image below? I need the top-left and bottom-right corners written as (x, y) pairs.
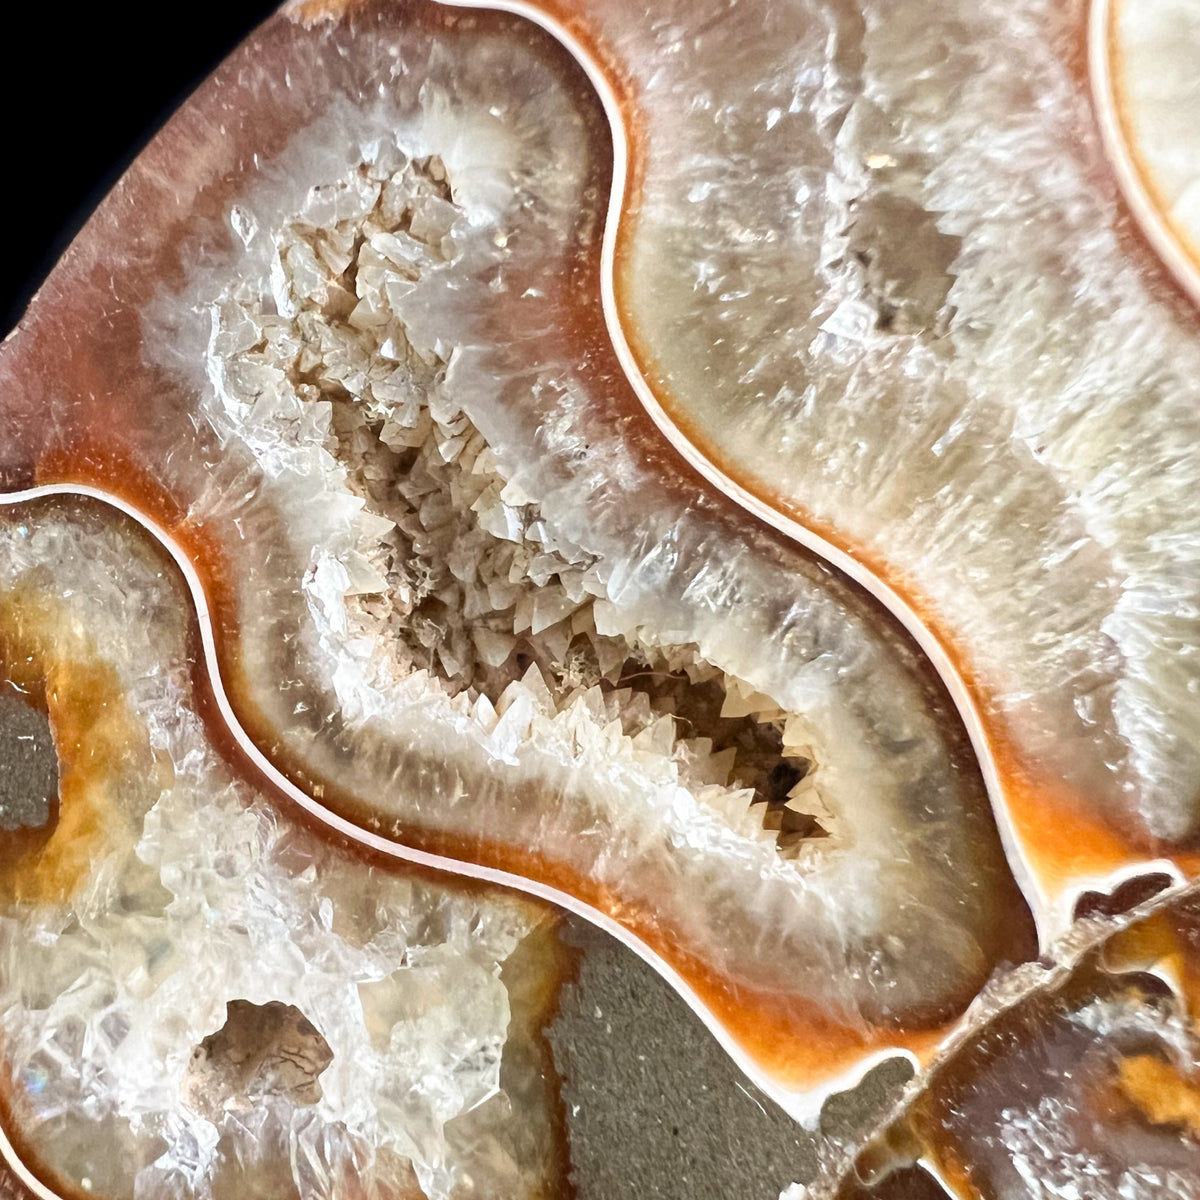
top-left (0, 482), bottom-right (923, 1141)
top-left (425, 0), bottom-right (1190, 945)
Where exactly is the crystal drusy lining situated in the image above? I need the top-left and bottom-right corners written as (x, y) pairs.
top-left (577, 0), bottom-right (1200, 893)
top-left (0, 0), bottom-right (1197, 1196)
top-left (0, 497), bottom-right (568, 1200)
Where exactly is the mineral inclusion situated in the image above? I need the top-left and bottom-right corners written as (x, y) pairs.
top-left (0, 0), bottom-right (1198, 1197)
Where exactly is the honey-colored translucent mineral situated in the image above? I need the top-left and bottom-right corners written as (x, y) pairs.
top-left (0, 496), bottom-right (570, 1200)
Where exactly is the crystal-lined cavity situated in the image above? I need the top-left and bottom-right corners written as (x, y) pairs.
top-left (0, 497), bottom-right (571, 1200)
top-left (141, 34), bottom-right (1036, 1083)
top-left (0, 0), bottom-right (1037, 1096)
top-left (547, 0), bottom-right (1200, 894)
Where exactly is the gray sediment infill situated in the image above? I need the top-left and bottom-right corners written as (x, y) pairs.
top-left (549, 916), bottom-right (915, 1200)
top-left (0, 692), bottom-right (56, 832)
top-left (0, 698), bottom-right (917, 1199)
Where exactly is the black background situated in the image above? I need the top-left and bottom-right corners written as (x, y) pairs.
top-left (1, 2), bottom-right (280, 336)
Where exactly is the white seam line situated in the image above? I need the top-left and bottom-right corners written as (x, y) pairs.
top-left (0, 1), bottom-right (1190, 1185)
top-left (0, 482), bottom-right (908, 1134)
top-left (1089, 0), bottom-right (1200, 310)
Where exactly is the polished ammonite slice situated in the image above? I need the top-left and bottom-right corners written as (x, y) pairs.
top-left (0, 0), bottom-right (1035, 1104)
top-left (0, 495), bottom-right (571, 1200)
top-left (3, 0), bottom-right (1199, 1195)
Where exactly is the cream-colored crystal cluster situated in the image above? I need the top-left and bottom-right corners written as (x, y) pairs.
top-left (605, 0), bottom-right (1200, 843)
top-left (0, 503), bottom-right (562, 1200)
top-left (211, 133), bottom-right (829, 852)
top-left (145, 56), bottom-right (1019, 1027)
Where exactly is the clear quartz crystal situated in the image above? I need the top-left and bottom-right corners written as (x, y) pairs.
top-left (0, 497), bottom-right (565, 1200)
top-left (144, 31), bottom-right (1032, 1045)
top-left (580, 0), bottom-right (1200, 846)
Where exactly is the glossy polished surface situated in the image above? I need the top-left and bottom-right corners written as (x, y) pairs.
top-left (0, 0), bottom-right (1035, 1101)
top-left (0, 0), bottom-right (1198, 1196)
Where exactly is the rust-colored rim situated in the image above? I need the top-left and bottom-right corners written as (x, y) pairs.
top-left (1090, 0), bottom-right (1200, 309)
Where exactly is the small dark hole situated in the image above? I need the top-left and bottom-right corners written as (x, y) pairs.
top-left (182, 1000), bottom-right (333, 1121)
top-left (1073, 873), bottom-right (1173, 922)
top-left (764, 760), bottom-right (806, 806)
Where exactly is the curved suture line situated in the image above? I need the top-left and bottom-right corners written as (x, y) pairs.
top-left (0, 483), bottom-right (918, 1135)
top-left (428, 0), bottom-right (1190, 941)
top-left (1, 2), bottom-right (1191, 1189)
top-left (1089, 0), bottom-right (1200, 310)
top-left (810, 874), bottom-right (1200, 1199)
top-left (0, 1122), bottom-right (60, 1200)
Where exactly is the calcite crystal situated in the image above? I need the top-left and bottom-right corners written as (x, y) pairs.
top-left (1, 0), bottom-right (1200, 1196)
top-left (551, 0), bottom-right (1200, 903)
top-left (0, 497), bottom-right (570, 1200)
top-left (0, 0), bottom-right (1034, 1102)
top-left (816, 886), bottom-right (1200, 1199)
top-left (912, 969), bottom-right (1200, 1200)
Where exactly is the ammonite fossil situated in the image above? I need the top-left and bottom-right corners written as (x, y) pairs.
top-left (0, 1), bottom-right (1197, 1197)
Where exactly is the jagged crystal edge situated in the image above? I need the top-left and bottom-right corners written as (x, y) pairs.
top-left (0, 502), bottom-right (559, 1200)
top-left (143, 39), bottom-right (1021, 1034)
top-left (564, 0), bottom-right (1200, 845)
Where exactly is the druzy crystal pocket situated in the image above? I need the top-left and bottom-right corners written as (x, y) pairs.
top-left (0, 0), bottom-right (1198, 1196)
top-left (0, 497), bottom-right (569, 1200)
top-left (566, 0), bottom-right (1200, 904)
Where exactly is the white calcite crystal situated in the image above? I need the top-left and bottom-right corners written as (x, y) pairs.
top-left (144, 21), bottom-right (1032, 1051)
top-left (0, 499), bottom-right (565, 1200)
top-left (582, 0), bottom-right (1200, 847)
